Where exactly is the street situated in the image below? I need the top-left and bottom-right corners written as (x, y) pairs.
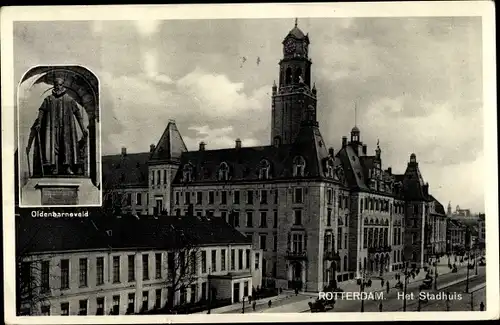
top-left (328, 265), bottom-right (486, 312)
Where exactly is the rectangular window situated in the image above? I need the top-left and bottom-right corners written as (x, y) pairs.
top-left (137, 193), bottom-right (142, 206)
top-left (190, 284), bottom-right (196, 303)
top-left (247, 190), bottom-right (254, 204)
top-left (245, 249), bottom-right (250, 269)
top-left (294, 188), bottom-right (303, 203)
top-left (113, 256), bottom-right (120, 283)
top-left (273, 210), bottom-right (278, 228)
top-left (221, 249), bottom-right (226, 271)
top-left (231, 249), bottom-right (236, 270)
top-left (255, 253), bottom-right (260, 269)
top-left (79, 258), bottom-right (88, 287)
top-left (260, 190), bottom-right (268, 204)
top-left (221, 191), bottom-right (227, 204)
top-left (338, 228), bottom-right (343, 249)
top-left (41, 261), bottom-right (50, 292)
top-left (195, 191), bottom-right (202, 205)
top-left (127, 193), bottom-right (132, 206)
top-left (96, 257), bottom-right (104, 286)
top-left (167, 252), bottom-right (174, 277)
top-left (201, 251), bottom-right (207, 273)
top-left (244, 281), bottom-right (249, 297)
top-left (163, 169), bottom-right (167, 184)
top-left (234, 190), bottom-right (240, 204)
top-left (128, 255), bottom-right (135, 282)
top-left (327, 189), bottom-right (333, 204)
top-left (190, 251), bottom-right (197, 274)
top-left (155, 289), bottom-right (162, 309)
top-left (112, 296), bottom-right (120, 315)
top-left (339, 195), bottom-right (343, 209)
top-left (61, 302), bottom-right (69, 316)
top-left (96, 297), bottom-right (104, 315)
top-left (246, 211), bottom-right (253, 227)
top-left (292, 234), bottom-right (303, 253)
top-left (260, 234), bottom-right (267, 250)
top-left (327, 208), bottom-right (332, 226)
top-left (175, 192), bottom-right (180, 205)
top-left (157, 170), bottom-right (161, 185)
top-left (344, 233), bottom-right (348, 249)
top-left (274, 189), bottom-right (279, 204)
top-left (78, 299), bottom-right (88, 315)
top-left (151, 171), bottom-right (155, 186)
top-left (142, 254), bottom-right (149, 280)
top-left (142, 291), bottom-right (149, 311)
top-left (260, 211), bottom-right (267, 228)
top-left (155, 253), bottom-right (162, 279)
top-left (41, 305), bottom-right (50, 316)
top-left (211, 250), bottom-right (217, 272)
top-left (185, 192), bottom-right (191, 205)
top-left (273, 234), bottom-right (278, 252)
top-left (60, 259), bottom-right (69, 289)
top-left (209, 191), bottom-right (215, 204)
top-left (364, 228), bottom-right (368, 248)
top-left (294, 209), bottom-right (302, 225)
top-left (127, 293), bottom-right (135, 314)
top-left (235, 249), bottom-right (242, 270)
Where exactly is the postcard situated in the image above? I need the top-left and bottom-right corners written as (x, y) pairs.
top-left (1, 2), bottom-right (498, 324)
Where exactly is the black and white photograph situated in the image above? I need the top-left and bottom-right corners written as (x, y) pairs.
top-left (17, 65), bottom-right (102, 207)
top-left (2, 2), bottom-right (498, 323)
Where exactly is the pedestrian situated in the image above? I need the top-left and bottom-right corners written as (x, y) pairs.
top-left (480, 302), bottom-right (485, 311)
top-left (379, 302), bottom-right (383, 312)
top-left (386, 281), bottom-right (390, 294)
top-left (252, 301), bottom-right (256, 311)
top-left (268, 300), bottom-right (272, 308)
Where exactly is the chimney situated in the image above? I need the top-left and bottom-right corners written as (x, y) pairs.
top-left (235, 138), bottom-right (242, 149)
top-left (150, 144), bottom-right (155, 152)
top-left (362, 145), bottom-right (367, 155)
top-left (387, 167), bottom-right (392, 174)
top-left (342, 136), bottom-right (347, 147)
top-left (328, 147), bottom-right (334, 157)
top-left (121, 147), bottom-right (127, 156)
top-left (199, 142), bottom-right (206, 151)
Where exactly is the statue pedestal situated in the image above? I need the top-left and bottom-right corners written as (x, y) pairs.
top-left (21, 177), bottom-right (100, 206)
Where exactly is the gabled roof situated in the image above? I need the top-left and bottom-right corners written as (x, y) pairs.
top-left (287, 26), bottom-right (306, 40)
top-left (102, 152), bottom-right (150, 189)
top-left (16, 212), bottom-right (251, 255)
top-left (402, 159), bottom-right (430, 201)
top-left (430, 195), bottom-right (446, 215)
top-left (150, 121), bottom-right (187, 163)
top-left (336, 145), bottom-right (370, 191)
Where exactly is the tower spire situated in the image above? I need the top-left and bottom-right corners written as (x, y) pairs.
top-left (354, 101), bottom-right (358, 127)
top-left (295, 18), bottom-right (298, 27)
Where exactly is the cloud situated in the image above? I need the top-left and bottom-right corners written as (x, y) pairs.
top-left (183, 125), bottom-right (260, 150)
top-left (177, 67), bottom-right (270, 117)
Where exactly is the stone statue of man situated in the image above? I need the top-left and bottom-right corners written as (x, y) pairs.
top-left (30, 77), bottom-right (88, 175)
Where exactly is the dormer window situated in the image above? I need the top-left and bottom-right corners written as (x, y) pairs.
top-left (293, 156), bottom-right (306, 177)
top-left (182, 163), bottom-right (193, 182)
top-left (325, 158), bottom-right (334, 178)
top-left (259, 159), bottom-right (271, 180)
top-left (218, 162), bottom-right (230, 181)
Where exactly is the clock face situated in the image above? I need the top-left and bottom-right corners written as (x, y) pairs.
top-left (284, 39), bottom-right (296, 53)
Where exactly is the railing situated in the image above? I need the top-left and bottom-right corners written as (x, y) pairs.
top-left (367, 246), bottom-right (392, 254)
top-left (324, 251), bottom-right (341, 261)
top-left (285, 251), bottom-right (307, 259)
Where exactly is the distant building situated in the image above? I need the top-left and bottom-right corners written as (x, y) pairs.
top-left (446, 218), bottom-right (467, 253)
top-left (16, 214), bottom-right (262, 316)
top-left (447, 202), bottom-right (472, 218)
top-left (427, 196), bottom-right (447, 256)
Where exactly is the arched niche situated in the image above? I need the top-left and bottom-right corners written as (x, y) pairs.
top-left (18, 65), bottom-right (100, 188)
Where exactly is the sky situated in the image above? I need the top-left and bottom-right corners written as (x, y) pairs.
top-left (13, 17), bottom-right (484, 212)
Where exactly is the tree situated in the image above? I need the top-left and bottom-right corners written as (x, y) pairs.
top-left (16, 223), bottom-right (57, 316)
top-left (162, 223), bottom-right (202, 313)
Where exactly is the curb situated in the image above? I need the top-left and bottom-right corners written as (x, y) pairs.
top-left (436, 275), bottom-right (478, 291)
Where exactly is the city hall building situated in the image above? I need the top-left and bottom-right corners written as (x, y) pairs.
top-left (101, 23), bottom-right (447, 292)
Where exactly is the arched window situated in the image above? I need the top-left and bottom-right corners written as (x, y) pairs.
top-left (293, 156), bottom-right (306, 177)
top-left (374, 228), bottom-right (379, 247)
top-left (259, 159), bottom-right (271, 180)
top-left (295, 68), bottom-right (303, 84)
top-left (285, 68), bottom-right (292, 84)
top-left (182, 163), bottom-right (193, 182)
top-left (343, 256), bottom-right (348, 272)
top-left (218, 162), bottom-right (230, 181)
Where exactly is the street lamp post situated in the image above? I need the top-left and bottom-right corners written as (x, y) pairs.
top-left (403, 262), bottom-right (409, 312)
top-left (207, 267), bottom-right (212, 314)
top-left (360, 269), bottom-right (366, 313)
top-left (475, 248), bottom-right (478, 276)
top-left (242, 296), bottom-right (245, 314)
top-left (465, 250), bottom-right (470, 293)
top-left (434, 261), bottom-right (438, 290)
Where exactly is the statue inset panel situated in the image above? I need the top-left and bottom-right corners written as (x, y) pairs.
top-left (18, 66), bottom-right (101, 207)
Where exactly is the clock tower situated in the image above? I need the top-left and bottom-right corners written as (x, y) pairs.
top-left (271, 19), bottom-right (317, 146)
